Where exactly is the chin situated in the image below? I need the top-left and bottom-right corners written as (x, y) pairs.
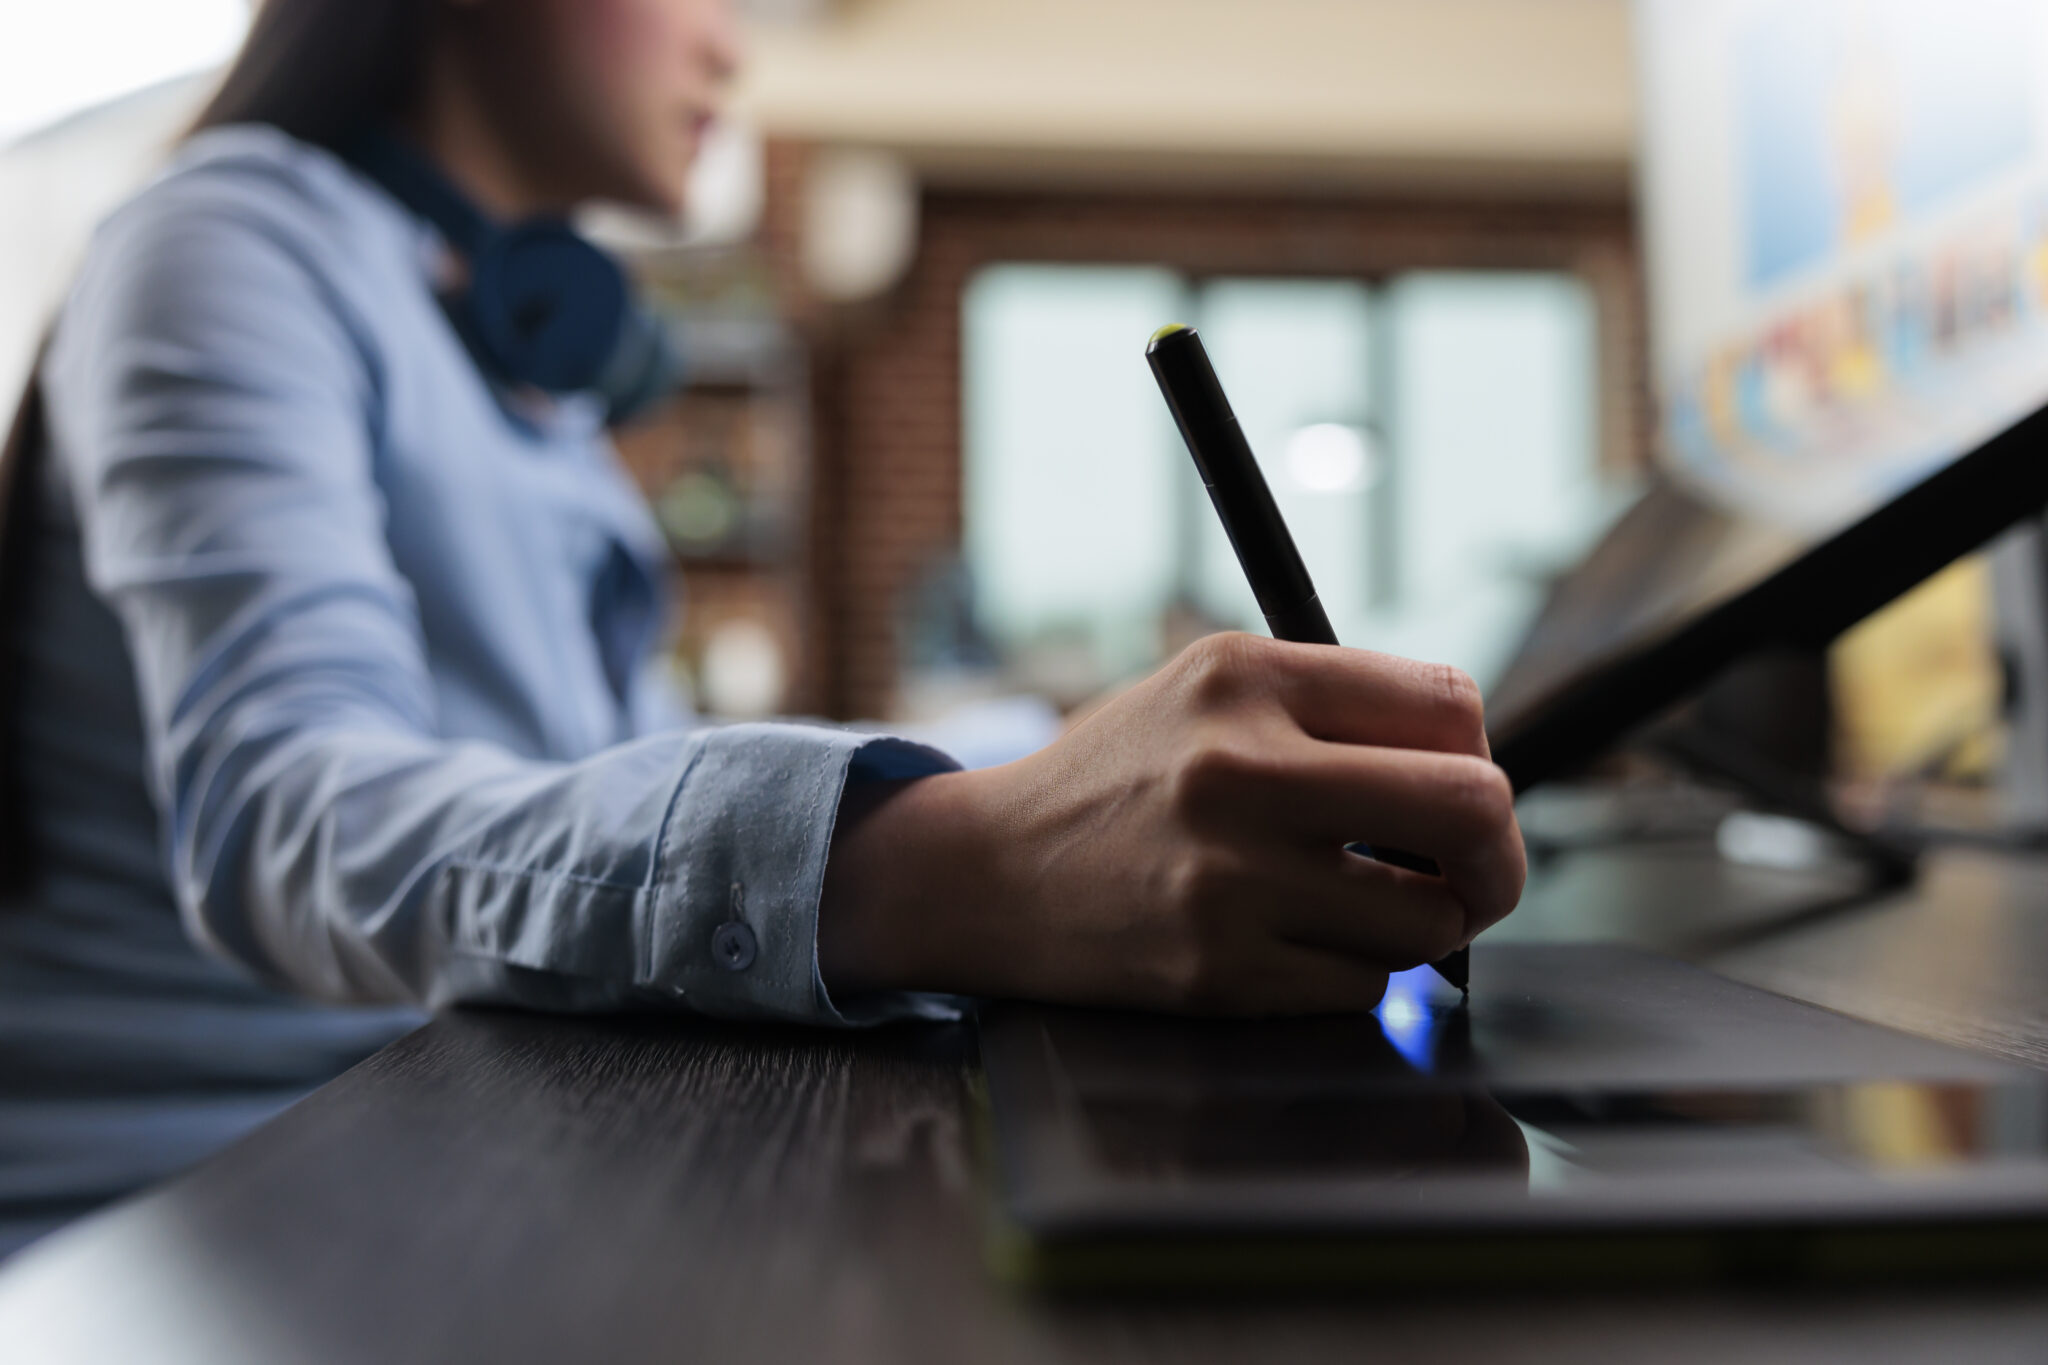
top-left (630, 155), bottom-right (694, 219)
top-left (604, 170), bottom-right (687, 220)
top-left (654, 178), bottom-right (690, 219)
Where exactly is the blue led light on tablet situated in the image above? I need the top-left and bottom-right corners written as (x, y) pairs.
top-left (1374, 965), bottom-right (1441, 1071)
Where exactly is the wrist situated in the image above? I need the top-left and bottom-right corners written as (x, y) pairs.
top-left (818, 765), bottom-right (1015, 997)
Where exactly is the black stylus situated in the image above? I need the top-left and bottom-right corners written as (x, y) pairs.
top-left (1145, 323), bottom-right (1469, 996)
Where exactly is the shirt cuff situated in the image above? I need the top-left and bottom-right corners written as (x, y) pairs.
top-left (645, 722), bottom-right (964, 1026)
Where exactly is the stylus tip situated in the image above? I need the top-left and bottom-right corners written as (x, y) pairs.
top-left (1432, 947), bottom-right (1470, 994)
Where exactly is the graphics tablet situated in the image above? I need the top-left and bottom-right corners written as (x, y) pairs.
top-left (1485, 421), bottom-right (2048, 792)
top-left (979, 945), bottom-right (2048, 1288)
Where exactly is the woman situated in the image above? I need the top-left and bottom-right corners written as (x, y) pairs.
top-left (0, 0), bottom-right (1524, 1253)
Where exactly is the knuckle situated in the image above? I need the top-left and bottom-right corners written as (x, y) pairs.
top-left (1160, 845), bottom-right (1234, 914)
top-left (1174, 946), bottom-right (1235, 1012)
top-left (1424, 661), bottom-right (1486, 734)
top-left (1168, 735), bottom-right (1264, 819)
top-left (1151, 925), bottom-right (1226, 1011)
top-left (1155, 855), bottom-right (1245, 1010)
top-left (1445, 758), bottom-right (1516, 838)
top-left (1148, 936), bottom-right (1203, 1006)
top-left (1178, 632), bottom-right (1274, 708)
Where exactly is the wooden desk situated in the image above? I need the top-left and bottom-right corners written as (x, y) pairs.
top-left (6, 844), bottom-right (2048, 1364)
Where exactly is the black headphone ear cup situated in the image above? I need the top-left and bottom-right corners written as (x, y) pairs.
top-left (466, 222), bottom-right (629, 393)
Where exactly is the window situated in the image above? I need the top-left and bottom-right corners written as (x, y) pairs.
top-left (960, 264), bottom-right (1623, 702)
top-left (961, 266), bottom-right (1185, 685)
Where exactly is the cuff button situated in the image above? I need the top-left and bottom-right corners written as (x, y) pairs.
top-left (711, 921), bottom-right (758, 972)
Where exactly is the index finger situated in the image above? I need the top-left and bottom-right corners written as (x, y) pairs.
top-left (1263, 641), bottom-right (1492, 759)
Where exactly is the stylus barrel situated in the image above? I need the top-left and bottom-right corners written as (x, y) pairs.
top-left (1146, 325), bottom-right (1324, 632)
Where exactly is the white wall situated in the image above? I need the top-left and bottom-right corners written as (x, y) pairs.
top-left (0, 75), bottom-right (212, 409)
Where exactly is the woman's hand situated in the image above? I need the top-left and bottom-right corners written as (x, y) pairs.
top-left (819, 633), bottom-right (1525, 1015)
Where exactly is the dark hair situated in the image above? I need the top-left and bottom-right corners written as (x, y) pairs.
top-left (190, 0), bottom-right (429, 148)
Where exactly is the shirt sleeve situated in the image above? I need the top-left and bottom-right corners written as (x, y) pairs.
top-left (42, 173), bottom-right (959, 1026)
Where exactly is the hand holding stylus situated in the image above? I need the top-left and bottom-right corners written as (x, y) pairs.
top-left (1146, 323), bottom-right (1495, 993)
top-left (818, 633), bottom-right (1525, 1014)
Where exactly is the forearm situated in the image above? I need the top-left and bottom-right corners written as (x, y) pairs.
top-left (181, 701), bottom-right (956, 1021)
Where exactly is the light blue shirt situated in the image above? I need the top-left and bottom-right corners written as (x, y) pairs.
top-left (1, 126), bottom-right (957, 1249)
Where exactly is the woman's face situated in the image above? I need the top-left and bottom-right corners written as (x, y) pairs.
top-left (456, 0), bottom-right (741, 215)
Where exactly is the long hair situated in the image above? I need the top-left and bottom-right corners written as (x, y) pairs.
top-left (189, 0), bottom-right (429, 148)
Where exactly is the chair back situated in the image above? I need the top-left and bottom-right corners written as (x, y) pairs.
top-left (0, 354), bottom-right (47, 893)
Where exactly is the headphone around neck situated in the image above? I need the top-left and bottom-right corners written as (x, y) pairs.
top-left (343, 129), bottom-right (681, 425)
